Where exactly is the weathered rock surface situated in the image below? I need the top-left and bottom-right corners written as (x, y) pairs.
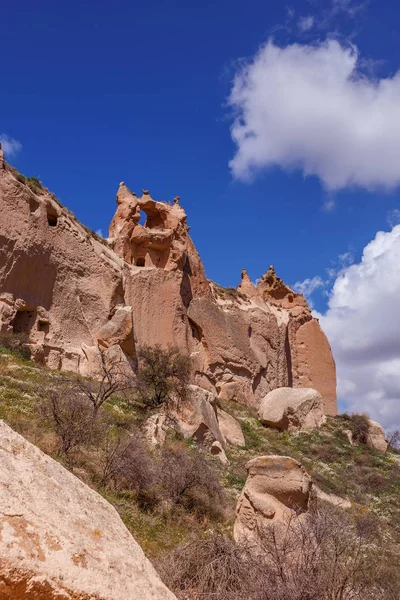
top-left (0, 159), bottom-right (337, 413)
top-left (258, 387), bottom-right (325, 432)
top-left (216, 407), bottom-right (245, 447)
top-left (210, 441), bottom-right (229, 465)
top-left (366, 419), bottom-right (388, 453)
top-left (0, 420), bottom-right (176, 600)
top-left (174, 384), bottom-right (226, 446)
top-left (234, 456), bottom-right (312, 544)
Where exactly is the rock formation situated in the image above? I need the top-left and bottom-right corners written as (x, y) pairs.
top-left (258, 387), bottom-right (325, 432)
top-left (0, 158), bottom-right (337, 413)
top-left (234, 456), bottom-right (313, 544)
top-left (366, 419), bottom-right (388, 453)
top-left (0, 420), bottom-right (176, 599)
top-left (144, 385), bottom-right (245, 449)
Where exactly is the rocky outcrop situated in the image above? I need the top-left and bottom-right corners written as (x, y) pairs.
top-left (258, 387), bottom-right (325, 432)
top-left (0, 420), bottom-right (176, 599)
top-left (234, 456), bottom-right (313, 544)
top-left (0, 160), bottom-right (337, 413)
top-left (216, 407), bottom-right (245, 447)
top-left (366, 419), bottom-right (388, 453)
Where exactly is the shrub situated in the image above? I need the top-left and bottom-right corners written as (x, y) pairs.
top-left (159, 506), bottom-right (393, 600)
top-left (137, 345), bottom-right (190, 410)
top-left (99, 427), bottom-right (158, 509)
top-left (39, 389), bottom-right (95, 455)
top-left (16, 173), bottom-right (26, 184)
top-left (27, 176), bottom-right (43, 194)
top-left (160, 443), bottom-right (227, 520)
top-left (387, 429), bottom-right (400, 451)
top-left (157, 534), bottom-right (259, 600)
top-left (0, 331), bottom-right (31, 359)
top-left (341, 413), bottom-right (370, 445)
top-left (73, 350), bottom-right (136, 416)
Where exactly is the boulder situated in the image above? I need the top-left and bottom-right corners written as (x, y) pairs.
top-left (96, 305), bottom-right (136, 358)
top-left (210, 441), bottom-right (229, 465)
top-left (234, 455), bottom-right (312, 544)
top-left (0, 420), bottom-right (176, 600)
top-left (216, 407), bottom-right (245, 447)
top-left (366, 419), bottom-right (388, 453)
top-left (258, 387), bottom-right (325, 432)
top-left (174, 384), bottom-right (226, 447)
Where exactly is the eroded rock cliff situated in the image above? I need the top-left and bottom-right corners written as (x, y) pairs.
top-left (0, 149), bottom-right (337, 413)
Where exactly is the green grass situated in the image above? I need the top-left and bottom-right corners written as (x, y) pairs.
top-left (0, 342), bottom-right (399, 556)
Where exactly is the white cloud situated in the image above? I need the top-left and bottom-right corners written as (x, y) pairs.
top-left (331, 0), bottom-right (369, 18)
top-left (0, 134), bottom-right (22, 157)
top-left (293, 276), bottom-right (325, 307)
top-left (318, 225), bottom-right (400, 429)
top-left (298, 15), bottom-right (314, 32)
top-left (95, 229), bottom-right (104, 238)
top-left (228, 39), bottom-right (400, 191)
top-left (387, 208), bottom-right (400, 228)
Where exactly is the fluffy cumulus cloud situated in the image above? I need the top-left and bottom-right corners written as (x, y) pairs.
top-left (228, 39), bottom-right (400, 191)
top-left (317, 225), bottom-right (400, 429)
top-left (0, 134), bottom-right (22, 157)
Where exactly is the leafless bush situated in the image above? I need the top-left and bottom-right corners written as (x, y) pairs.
top-left (160, 444), bottom-right (227, 519)
top-left (76, 350), bottom-right (136, 416)
top-left (341, 413), bottom-right (370, 445)
top-left (39, 389), bottom-right (95, 455)
top-left (159, 506), bottom-right (395, 600)
top-left (99, 427), bottom-right (158, 508)
top-left (137, 345), bottom-right (190, 411)
top-left (157, 534), bottom-right (262, 600)
top-left (387, 429), bottom-right (400, 450)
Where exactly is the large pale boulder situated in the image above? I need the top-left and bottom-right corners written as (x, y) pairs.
top-left (234, 456), bottom-right (312, 544)
top-left (258, 387), bottom-right (325, 432)
top-left (0, 420), bottom-right (176, 600)
top-left (366, 419), bottom-right (388, 453)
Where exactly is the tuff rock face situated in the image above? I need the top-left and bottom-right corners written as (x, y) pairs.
top-left (0, 155), bottom-right (337, 413)
top-left (0, 420), bottom-right (177, 600)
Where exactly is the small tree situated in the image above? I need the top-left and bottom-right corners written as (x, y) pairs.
top-left (137, 345), bottom-right (190, 410)
top-left (75, 350), bottom-right (136, 417)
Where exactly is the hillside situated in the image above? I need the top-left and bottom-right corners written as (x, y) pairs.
top-left (0, 340), bottom-right (399, 587)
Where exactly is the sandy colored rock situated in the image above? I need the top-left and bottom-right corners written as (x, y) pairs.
top-left (313, 485), bottom-right (351, 509)
top-left (143, 413), bottom-right (169, 446)
top-left (174, 385), bottom-right (225, 447)
top-left (216, 408), bottom-right (245, 447)
top-left (210, 441), bottom-right (229, 465)
top-left (0, 420), bottom-right (176, 600)
top-left (96, 305), bottom-right (135, 358)
top-left (0, 160), bottom-right (337, 414)
top-left (258, 387), bottom-right (325, 432)
top-left (234, 455), bottom-right (312, 544)
top-left (366, 419), bottom-right (388, 453)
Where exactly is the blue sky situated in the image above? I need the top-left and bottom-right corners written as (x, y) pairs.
top-left (2, 0), bottom-right (400, 426)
